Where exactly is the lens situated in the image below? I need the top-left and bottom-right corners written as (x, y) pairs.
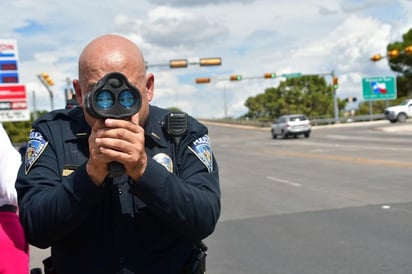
top-left (119, 90), bottom-right (137, 109)
top-left (96, 90), bottom-right (115, 109)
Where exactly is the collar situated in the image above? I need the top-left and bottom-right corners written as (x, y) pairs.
top-left (143, 105), bottom-right (169, 148)
top-left (65, 107), bottom-right (91, 142)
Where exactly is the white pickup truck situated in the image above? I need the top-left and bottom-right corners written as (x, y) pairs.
top-left (383, 99), bottom-right (412, 123)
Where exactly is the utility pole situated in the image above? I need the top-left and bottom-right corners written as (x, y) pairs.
top-left (32, 90), bottom-right (37, 120)
top-left (37, 73), bottom-right (55, 110)
top-left (331, 70), bottom-right (339, 123)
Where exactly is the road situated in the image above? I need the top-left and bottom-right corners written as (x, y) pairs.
top-left (29, 120), bottom-right (412, 273)
top-left (204, 120), bottom-right (412, 274)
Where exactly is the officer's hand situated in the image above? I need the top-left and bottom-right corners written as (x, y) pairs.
top-left (88, 114), bottom-right (147, 184)
top-left (86, 119), bottom-right (112, 185)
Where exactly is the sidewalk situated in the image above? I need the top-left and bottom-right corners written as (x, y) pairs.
top-left (376, 123), bottom-right (412, 133)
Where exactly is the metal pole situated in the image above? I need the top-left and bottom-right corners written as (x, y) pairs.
top-left (331, 70), bottom-right (339, 123)
top-left (37, 74), bottom-right (54, 110)
top-left (223, 82), bottom-right (228, 118)
top-left (32, 90), bottom-right (38, 120)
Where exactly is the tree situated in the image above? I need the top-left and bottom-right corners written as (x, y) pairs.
top-left (386, 29), bottom-right (412, 98)
top-left (244, 75), bottom-right (344, 120)
top-left (3, 110), bottom-right (48, 145)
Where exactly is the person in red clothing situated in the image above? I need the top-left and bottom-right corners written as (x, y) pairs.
top-left (0, 124), bottom-right (29, 273)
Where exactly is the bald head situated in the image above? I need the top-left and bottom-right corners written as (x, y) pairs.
top-left (79, 34), bottom-right (146, 83)
top-left (74, 34), bottom-right (155, 127)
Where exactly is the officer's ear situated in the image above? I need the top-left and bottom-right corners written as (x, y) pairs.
top-left (145, 73), bottom-right (154, 102)
top-left (73, 79), bottom-right (83, 106)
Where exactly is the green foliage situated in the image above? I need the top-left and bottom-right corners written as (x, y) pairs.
top-left (356, 98), bottom-right (405, 115)
top-left (244, 75), bottom-right (343, 120)
top-left (2, 111), bottom-right (48, 145)
top-left (167, 106), bottom-right (183, 112)
top-left (3, 120), bottom-right (31, 144)
top-left (387, 28), bottom-right (412, 98)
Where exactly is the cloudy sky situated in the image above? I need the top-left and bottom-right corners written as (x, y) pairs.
top-left (1, 0), bottom-right (412, 119)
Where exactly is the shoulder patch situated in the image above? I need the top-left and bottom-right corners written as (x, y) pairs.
top-left (188, 135), bottom-right (213, 173)
top-left (25, 130), bottom-right (48, 174)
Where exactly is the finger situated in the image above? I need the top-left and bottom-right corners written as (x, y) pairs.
top-left (131, 113), bottom-right (139, 126)
top-left (104, 118), bottom-right (139, 133)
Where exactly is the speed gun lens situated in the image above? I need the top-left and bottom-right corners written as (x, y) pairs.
top-left (96, 90), bottom-right (115, 110)
top-left (119, 90), bottom-right (137, 109)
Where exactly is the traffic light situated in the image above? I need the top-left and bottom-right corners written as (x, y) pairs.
top-left (264, 72), bottom-right (276, 79)
top-left (199, 57), bottom-right (222, 66)
top-left (405, 46), bottom-right (412, 54)
top-left (345, 97), bottom-right (357, 103)
top-left (230, 75), bottom-right (242, 81)
top-left (370, 54), bottom-right (383, 62)
top-left (332, 76), bottom-right (338, 89)
top-left (195, 77), bottom-right (211, 84)
top-left (169, 59), bottom-right (188, 68)
top-left (41, 72), bottom-right (54, 86)
top-left (387, 49), bottom-right (399, 59)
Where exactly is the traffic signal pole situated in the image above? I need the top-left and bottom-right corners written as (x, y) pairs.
top-left (37, 73), bottom-right (54, 110)
top-left (331, 70), bottom-right (339, 123)
top-left (306, 70), bottom-right (339, 123)
top-left (195, 70), bottom-right (339, 120)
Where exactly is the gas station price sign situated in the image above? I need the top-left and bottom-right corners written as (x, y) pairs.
top-left (0, 39), bottom-right (29, 121)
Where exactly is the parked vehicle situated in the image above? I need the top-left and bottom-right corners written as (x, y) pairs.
top-left (271, 114), bottom-right (311, 139)
top-left (383, 99), bottom-right (412, 123)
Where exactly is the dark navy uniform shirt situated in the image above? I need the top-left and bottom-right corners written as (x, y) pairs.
top-left (16, 105), bottom-right (221, 274)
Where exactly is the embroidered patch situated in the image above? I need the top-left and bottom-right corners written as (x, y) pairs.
top-left (25, 130), bottom-right (48, 174)
top-left (188, 135), bottom-right (213, 173)
top-left (152, 153), bottom-right (174, 173)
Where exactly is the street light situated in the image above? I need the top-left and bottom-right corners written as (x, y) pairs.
top-left (169, 59), bottom-right (188, 68)
top-left (370, 45), bottom-right (412, 62)
top-left (199, 57), bottom-right (222, 66)
top-left (263, 72), bottom-right (276, 79)
top-left (229, 74), bottom-right (242, 81)
top-left (195, 77), bottom-right (212, 84)
top-left (332, 76), bottom-right (339, 89)
top-left (147, 57), bottom-right (222, 68)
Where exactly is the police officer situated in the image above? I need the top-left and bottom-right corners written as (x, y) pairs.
top-left (16, 34), bottom-right (221, 274)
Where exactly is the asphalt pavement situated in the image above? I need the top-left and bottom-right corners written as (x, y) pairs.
top-left (28, 118), bottom-right (412, 271)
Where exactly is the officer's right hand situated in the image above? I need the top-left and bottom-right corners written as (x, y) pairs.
top-left (86, 119), bottom-right (111, 186)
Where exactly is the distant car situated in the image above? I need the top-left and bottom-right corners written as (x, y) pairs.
top-left (271, 114), bottom-right (311, 139)
top-left (383, 99), bottom-right (412, 123)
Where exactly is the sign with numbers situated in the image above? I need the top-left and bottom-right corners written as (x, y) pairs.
top-left (0, 39), bottom-right (29, 121)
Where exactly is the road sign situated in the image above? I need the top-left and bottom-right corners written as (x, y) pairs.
top-left (362, 76), bottom-right (396, 101)
top-left (281, 72), bottom-right (302, 78)
top-left (0, 84), bottom-right (30, 121)
top-left (0, 39), bottom-right (29, 122)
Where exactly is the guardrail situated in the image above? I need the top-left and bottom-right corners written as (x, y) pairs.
top-left (201, 114), bottom-right (386, 128)
top-left (310, 114), bottom-right (385, 126)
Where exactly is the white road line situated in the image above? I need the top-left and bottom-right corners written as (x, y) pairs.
top-left (267, 176), bottom-right (302, 187)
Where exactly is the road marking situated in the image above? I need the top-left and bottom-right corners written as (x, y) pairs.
top-left (263, 149), bottom-right (412, 169)
top-left (267, 176), bottom-right (302, 187)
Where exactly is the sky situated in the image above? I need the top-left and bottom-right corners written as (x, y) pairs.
top-left (1, 0), bottom-right (412, 119)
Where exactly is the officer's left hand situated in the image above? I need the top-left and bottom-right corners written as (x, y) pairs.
top-left (94, 114), bottom-right (147, 182)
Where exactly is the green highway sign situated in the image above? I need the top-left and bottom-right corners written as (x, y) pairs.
top-left (362, 76), bottom-right (396, 101)
top-left (281, 72), bottom-right (302, 78)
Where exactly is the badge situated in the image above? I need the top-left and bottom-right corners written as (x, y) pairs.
top-left (25, 130), bottom-right (48, 174)
top-left (188, 135), bottom-right (213, 173)
top-left (152, 153), bottom-right (174, 173)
